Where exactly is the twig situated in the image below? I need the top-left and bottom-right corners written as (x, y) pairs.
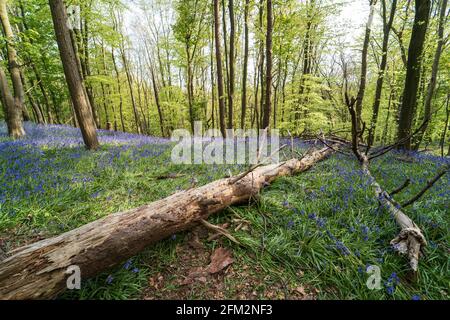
top-left (389, 178), bottom-right (411, 196)
top-left (317, 132), bottom-right (351, 157)
top-left (200, 219), bottom-right (240, 245)
top-left (229, 144), bottom-right (287, 184)
top-left (401, 166), bottom-right (449, 208)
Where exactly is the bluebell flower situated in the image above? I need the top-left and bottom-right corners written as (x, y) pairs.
top-left (106, 275), bottom-right (114, 284)
top-left (123, 259), bottom-right (132, 270)
top-left (308, 213), bottom-right (316, 220)
top-left (386, 285), bottom-right (394, 295)
top-left (411, 295), bottom-right (420, 300)
top-left (287, 220), bottom-right (294, 229)
top-left (132, 268), bottom-right (140, 273)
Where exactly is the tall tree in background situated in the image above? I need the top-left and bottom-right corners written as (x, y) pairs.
top-left (368, 0), bottom-right (397, 146)
top-left (262, 0), bottom-right (273, 130)
top-left (413, 0), bottom-right (448, 149)
top-left (227, 0), bottom-right (235, 129)
top-left (355, 0), bottom-right (377, 131)
top-left (49, 0), bottom-right (99, 150)
top-left (397, 0), bottom-right (431, 150)
top-left (173, 0), bottom-right (208, 133)
top-left (241, 0), bottom-right (250, 129)
top-left (214, 0), bottom-right (226, 137)
top-left (0, 0), bottom-right (26, 137)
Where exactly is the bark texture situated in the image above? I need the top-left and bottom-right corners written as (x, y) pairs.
top-left (49, 0), bottom-right (99, 150)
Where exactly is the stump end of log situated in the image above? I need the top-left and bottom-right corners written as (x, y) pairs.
top-left (390, 227), bottom-right (427, 272)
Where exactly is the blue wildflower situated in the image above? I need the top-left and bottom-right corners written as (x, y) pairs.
top-left (106, 275), bottom-right (114, 284)
top-left (411, 295), bottom-right (420, 301)
top-left (123, 259), bottom-right (132, 270)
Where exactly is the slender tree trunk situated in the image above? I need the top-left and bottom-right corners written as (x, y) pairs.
top-left (214, 0), bottom-right (226, 137)
top-left (241, 0), bottom-right (250, 129)
top-left (186, 46), bottom-right (195, 133)
top-left (49, 0), bottom-right (99, 150)
top-left (258, 0), bottom-right (265, 127)
top-left (262, 0), bottom-right (273, 130)
top-left (397, 0), bottom-right (431, 149)
top-left (0, 67), bottom-right (25, 138)
top-left (227, 0), bottom-right (235, 129)
top-left (355, 0), bottom-right (377, 131)
top-left (150, 65), bottom-right (165, 137)
top-left (368, 0), bottom-right (397, 146)
top-left (440, 94), bottom-right (449, 157)
top-left (121, 48), bottom-right (141, 134)
top-left (111, 49), bottom-right (125, 132)
top-left (221, 0), bottom-right (229, 125)
top-left (0, 0), bottom-right (25, 137)
top-left (20, 71), bottom-right (44, 124)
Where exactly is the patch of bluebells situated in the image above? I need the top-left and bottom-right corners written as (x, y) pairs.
top-left (0, 122), bottom-right (171, 208)
top-left (385, 272), bottom-right (400, 295)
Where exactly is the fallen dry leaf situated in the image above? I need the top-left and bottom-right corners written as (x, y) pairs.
top-left (207, 247), bottom-right (234, 274)
top-left (294, 286), bottom-right (306, 296)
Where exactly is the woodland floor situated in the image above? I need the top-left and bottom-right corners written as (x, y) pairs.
top-left (0, 122), bottom-right (449, 300)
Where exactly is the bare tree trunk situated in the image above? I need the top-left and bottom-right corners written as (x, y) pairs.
top-left (111, 48), bottom-right (126, 132)
top-left (150, 64), bottom-right (165, 137)
top-left (0, 147), bottom-right (334, 299)
top-left (186, 45), bottom-right (195, 133)
top-left (397, 0), bottom-right (431, 149)
top-left (241, 0), bottom-right (250, 129)
top-left (227, 0), bottom-right (235, 129)
top-left (49, 0), bottom-right (99, 150)
top-left (440, 94), bottom-right (450, 157)
top-left (0, 0), bottom-right (25, 137)
top-left (0, 67), bottom-right (25, 137)
top-left (355, 0), bottom-right (377, 131)
top-left (121, 47), bottom-right (141, 134)
top-left (262, 0), bottom-right (273, 130)
top-left (20, 71), bottom-right (44, 124)
top-left (368, 0), bottom-right (397, 146)
top-left (214, 0), bottom-right (226, 137)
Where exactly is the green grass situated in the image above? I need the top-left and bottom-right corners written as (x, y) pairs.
top-left (1, 124), bottom-right (449, 300)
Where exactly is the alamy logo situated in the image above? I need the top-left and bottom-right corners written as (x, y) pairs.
top-left (66, 265), bottom-right (81, 290)
top-left (66, 5), bottom-right (81, 31)
top-left (170, 122), bottom-right (280, 165)
top-left (366, 265), bottom-right (381, 290)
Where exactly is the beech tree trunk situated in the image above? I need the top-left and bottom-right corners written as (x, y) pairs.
top-left (397, 0), bottom-right (431, 149)
top-left (214, 0), bottom-right (226, 137)
top-left (0, 147), bottom-right (334, 300)
top-left (49, 0), bottom-right (99, 150)
top-left (241, 0), bottom-right (250, 129)
top-left (262, 0), bottom-right (273, 130)
top-left (227, 0), bottom-right (235, 129)
top-left (0, 0), bottom-right (25, 138)
top-left (0, 67), bottom-right (25, 138)
top-left (413, 0), bottom-right (448, 150)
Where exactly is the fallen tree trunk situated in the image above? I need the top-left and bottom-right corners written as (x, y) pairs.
top-left (343, 94), bottom-right (427, 272)
top-left (0, 146), bottom-right (334, 299)
top-left (360, 156), bottom-right (426, 272)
